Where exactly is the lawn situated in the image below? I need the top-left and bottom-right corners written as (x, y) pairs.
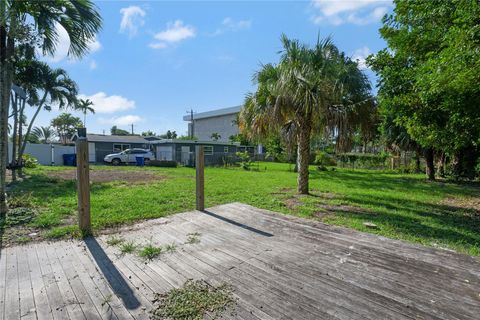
top-left (2, 162), bottom-right (480, 256)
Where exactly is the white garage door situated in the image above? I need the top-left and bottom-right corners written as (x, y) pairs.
top-left (157, 146), bottom-right (173, 160)
top-left (88, 142), bottom-right (96, 163)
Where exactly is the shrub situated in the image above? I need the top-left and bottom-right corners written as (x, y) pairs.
top-left (236, 151), bottom-right (252, 170)
top-left (22, 154), bottom-right (38, 168)
top-left (148, 160), bottom-right (178, 167)
top-left (336, 153), bottom-right (388, 169)
top-left (314, 151), bottom-right (337, 167)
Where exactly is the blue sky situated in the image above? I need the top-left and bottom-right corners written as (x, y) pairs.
top-left (30, 0), bottom-right (392, 136)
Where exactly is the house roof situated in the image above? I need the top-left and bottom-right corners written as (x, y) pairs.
top-left (85, 134), bottom-right (151, 144)
top-left (150, 139), bottom-right (241, 146)
top-left (183, 106), bottom-right (242, 121)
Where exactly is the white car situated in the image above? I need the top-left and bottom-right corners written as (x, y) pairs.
top-left (104, 148), bottom-right (155, 165)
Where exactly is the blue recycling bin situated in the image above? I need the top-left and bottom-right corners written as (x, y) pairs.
top-left (135, 156), bottom-right (145, 167)
top-left (63, 154), bottom-right (77, 166)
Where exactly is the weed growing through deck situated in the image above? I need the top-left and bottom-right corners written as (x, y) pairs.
top-left (185, 232), bottom-right (201, 244)
top-left (119, 241), bottom-right (137, 254)
top-left (164, 243), bottom-right (177, 253)
top-left (139, 244), bottom-right (163, 260)
top-left (151, 279), bottom-right (236, 320)
top-left (106, 236), bottom-right (124, 246)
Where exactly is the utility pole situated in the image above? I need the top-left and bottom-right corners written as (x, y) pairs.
top-left (186, 109), bottom-right (195, 139)
top-left (131, 124), bottom-right (134, 135)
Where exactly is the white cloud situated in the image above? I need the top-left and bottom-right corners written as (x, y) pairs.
top-left (78, 92), bottom-right (135, 114)
top-left (149, 20), bottom-right (195, 49)
top-left (120, 6), bottom-right (146, 38)
top-left (311, 0), bottom-right (390, 25)
top-left (352, 46), bottom-right (371, 69)
top-left (211, 17), bottom-right (252, 36)
top-left (98, 115), bottom-right (144, 126)
top-left (45, 23), bottom-right (101, 62)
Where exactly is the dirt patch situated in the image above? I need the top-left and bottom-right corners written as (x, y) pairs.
top-left (45, 169), bottom-right (166, 184)
top-left (284, 197), bottom-right (301, 210)
top-left (440, 197), bottom-right (480, 217)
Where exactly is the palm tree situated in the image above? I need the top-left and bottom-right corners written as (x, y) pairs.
top-left (0, 0), bottom-right (102, 215)
top-left (210, 132), bottom-right (221, 141)
top-left (240, 35), bottom-right (371, 194)
top-left (32, 126), bottom-right (55, 144)
top-left (77, 98), bottom-right (95, 126)
top-left (18, 65), bottom-right (78, 164)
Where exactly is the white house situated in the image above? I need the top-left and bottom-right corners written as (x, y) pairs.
top-left (183, 106), bottom-right (241, 142)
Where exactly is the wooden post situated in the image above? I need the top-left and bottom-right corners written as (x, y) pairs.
top-left (76, 128), bottom-right (91, 234)
top-left (195, 145), bottom-right (204, 211)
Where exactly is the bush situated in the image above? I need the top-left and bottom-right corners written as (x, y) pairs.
top-left (314, 151), bottom-right (337, 167)
top-left (148, 160), bottom-right (177, 167)
top-left (236, 151), bottom-right (252, 170)
top-left (336, 153), bottom-right (388, 169)
top-left (22, 154), bottom-right (38, 168)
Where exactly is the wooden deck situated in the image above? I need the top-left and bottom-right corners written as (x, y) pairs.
top-left (1, 203), bottom-right (479, 319)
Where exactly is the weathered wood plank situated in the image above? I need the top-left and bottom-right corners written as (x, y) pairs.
top-left (26, 244), bottom-right (53, 320)
top-left (67, 241), bottom-right (133, 320)
top-left (0, 245), bottom-right (8, 320)
top-left (16, 246), bottom-right (37, 320)
top-left (40, 242), bottom-right (86, 320)
top-left (2, 203), bottom-right (480, 319)
top-left (4, 247), bottom-right (20, 320)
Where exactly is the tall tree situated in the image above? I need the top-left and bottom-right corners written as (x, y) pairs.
top-left (76, 98), bottom-right (94, 126)
top-left (51, 113), bottom-right (83, 145)
top-left (110, 126), bottom-right (130, 136)
top-left (20, 64), bottom-right (78, 152)
top-left (368, 0), bottom-right (480, 180)
top-left (240, 35), bottom-right (372, 194)
top-left (0, 0), bottom-right (102, 215)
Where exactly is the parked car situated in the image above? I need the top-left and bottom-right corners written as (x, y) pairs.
top-left (104, 148), bottom-right (155, 165)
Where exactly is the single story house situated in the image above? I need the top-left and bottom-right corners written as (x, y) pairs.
top-left (72, 134), bottom-right (254, 165)
top-left (150, 139), bottom-right (255, 166)
top-left (74, 134), bottom-right (157, 163)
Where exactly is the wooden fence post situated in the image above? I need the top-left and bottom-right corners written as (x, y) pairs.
top-left (76, 128), bottom-right (91, 234)
top-left (195, 145), bottom-right (204, 211)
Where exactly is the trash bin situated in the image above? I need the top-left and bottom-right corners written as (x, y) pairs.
top-left (63, 154), bottom-right (77, 166)
top-left (135, 156), bottom-right (145, 167)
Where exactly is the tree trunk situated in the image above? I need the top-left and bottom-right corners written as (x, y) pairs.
top-left (0, 23), bottom-right (12, 216)
top-left (18, 91), bottom-right (47, 165)
top-left (437, 151), bottom-right (446, 177)
top-left (414, 149), bottom-right (421, 173)
top-left (425, 148), bottom-right (435, 181)
top-left (16, 98), bottom-right (25, 176)
top-left (296, 121), bottom-right (311, 194)
top-left (10, 94), bottom-right (17, 181)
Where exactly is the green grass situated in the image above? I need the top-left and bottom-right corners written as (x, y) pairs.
top-left (119, 241), bottom-right (137, 254)
top-left (106, 236), bottom-right (124, 246)
top-left (185, 232), bottom-right (201, 245)
top-left (139, 244), bottom-right (163, 260)
top-left (150, 280), bottom-right (236, 320)
top-left (6, 163), bottom-right (480, 255)
top-left (164, 243), bottom-right (177, 253)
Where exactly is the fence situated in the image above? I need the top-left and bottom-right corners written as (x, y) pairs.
top-left (8, 142), bottom-right (76, 166)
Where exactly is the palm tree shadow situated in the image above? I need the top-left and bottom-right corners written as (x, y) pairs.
top-left (84, 237), bottom-right (141, 310)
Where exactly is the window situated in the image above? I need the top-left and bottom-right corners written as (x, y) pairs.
top-left (204, 146), bottom-right (213, 155)
top-left (113, 144), bottom-right (130, 152)
top-left (224, 146), bottom-right (229, 153)
top-left (132, 149), bottom-right (146, 154)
